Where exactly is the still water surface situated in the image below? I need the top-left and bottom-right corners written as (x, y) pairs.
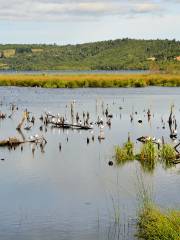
top-left (0, 87), bottom-right (179, 240)
top-left (0, 70), bottom-right (149, 75)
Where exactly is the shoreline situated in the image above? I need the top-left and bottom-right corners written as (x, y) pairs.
top-left (0, 73), bottom-right (180, 88)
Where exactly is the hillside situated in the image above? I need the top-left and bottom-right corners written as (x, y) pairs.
top-left (0, 39), bottom-right (180, 71)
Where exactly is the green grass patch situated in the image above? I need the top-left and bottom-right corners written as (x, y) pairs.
top-left (137, 173), bottom-right (180, 240)
top-left (136, 140), bottom-right (157, 173)
top-left (138, 204), bottom-right (180, 240)
top-left (161, 144), bottom-right (177, 169)
top-left (139, 140), bottom-right (157, 162)
top-left (114, 139), bottom-right (179, 173)
top-left (114, 140), bottom-right (134, 166)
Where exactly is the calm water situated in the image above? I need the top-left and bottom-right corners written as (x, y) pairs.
top-left (0, 87), bottom-right (179, 240)
top-left (0, 70), bottom-right (149, 75)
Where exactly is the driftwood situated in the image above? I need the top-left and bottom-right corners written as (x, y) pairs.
top-left (174, 142), bottom-right (180, 154)
top-left (173, 142), bottom-right (180, 164)
top-left (137, 136), bottom-right (158, 144)
top-left (0, 136), bottom-right (46, 147)
top-left (0, 137), bottom-right (23, 147)
top-left (172, 159), bottom-right (180, 165)
top-left (46, 112), bottom-right (94, 130)
top-left (45, 112), bottom-right (56, 118)
top-left (51, 121), bottom-right (93, 130)
top-left (16, 111), bottom-right (29, 130)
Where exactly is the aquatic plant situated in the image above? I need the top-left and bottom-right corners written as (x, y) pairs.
top-left (136, 172), bottom-right (180, 240)
top-left (114, 140), bottom-right (134, 166)
top-left (138, 140), bottom-right (157, 162)
top-left (137, 205), bottom-right (180, 240)
top-left (136, 171), bottom-right (153, 209)
top-left (136, 140), bottom-right (157, 173)
top-left (124, 140), bottom-right (134, 157)
top-left (160, 144), bottom-right (177, 168)
top-left (114, 138), bottom-right (179, 172)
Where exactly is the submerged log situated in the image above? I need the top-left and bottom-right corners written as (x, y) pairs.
top-left (0, 137), bottom-right (24, 147)
top-left (50, 121), bottom-right (93, 130)
top-left (137, 136), bottom-right (156, 143)
top-left (173, 159), bottom-right (180, 164)
top-left (174, 142), bottom-right (180, 154)
top-left (0, 135), bottom-right (46, 147)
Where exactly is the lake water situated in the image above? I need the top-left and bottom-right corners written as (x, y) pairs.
top-left (0, 87), bottom-right (179, 240)
top-left (0, 70), bottom-right (149, 75)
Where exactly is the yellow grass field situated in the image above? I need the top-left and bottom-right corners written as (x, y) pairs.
top-left (0, 73), bottom-right (180, 88)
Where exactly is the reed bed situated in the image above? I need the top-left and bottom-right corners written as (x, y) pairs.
top-left (136, 173), bottom-right (180, 240)
top-left (137, 140), bottom-right (157, 173)
top-left (114, 140), bottom-right (178, 172)
top-left (160, 144), bottom-right (177, 169)
top-left (0, 73), bottom-right (180, 88)
top-left (138, 204), bottom-right (180, 240)
top-left (114, 140), bottom-right (134, 166)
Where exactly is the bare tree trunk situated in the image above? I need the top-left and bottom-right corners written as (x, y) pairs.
top-left (16, 111), bottom-right (28, 130)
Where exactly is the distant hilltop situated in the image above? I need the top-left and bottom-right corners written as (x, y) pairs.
top-left (0, 38), bottom-right (179, 71)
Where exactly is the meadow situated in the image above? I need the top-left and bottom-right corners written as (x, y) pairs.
top-left (0, 73), bottom-right (180, 88)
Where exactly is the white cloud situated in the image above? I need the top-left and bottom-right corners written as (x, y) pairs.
top-left (0, 0), bottom-right (178, 21)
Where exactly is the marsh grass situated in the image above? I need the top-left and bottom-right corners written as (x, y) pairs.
top-left (161, 144), bottom-right (177, 169)
top-left (114, 140), bottom-right (178, 172)
top-left (138, 205), bottom-right (180, 240)
top-left (114, 140), bottom-right (134, 166)
top-left (138, 140), bottom-right (157, 162)
top-left (136, 140), bottom-right (158, 173)
top-left (0, 73), bottom-right (180, 88)
top-left (136, 172), bottom-right (180, 240)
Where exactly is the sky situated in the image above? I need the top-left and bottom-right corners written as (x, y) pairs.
top-left (0, 0), bottom-right (180, 44)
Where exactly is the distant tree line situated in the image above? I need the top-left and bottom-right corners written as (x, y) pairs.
top-left (0, 38), bottom-right (179, 71)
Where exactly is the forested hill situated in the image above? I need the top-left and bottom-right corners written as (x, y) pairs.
top-left (0, 39), bottom-right (180, 71)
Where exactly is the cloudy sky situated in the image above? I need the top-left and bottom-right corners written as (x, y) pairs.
top-left (0, 0), bottom-right (180, 44)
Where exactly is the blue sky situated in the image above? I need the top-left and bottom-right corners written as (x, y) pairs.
top-left (0, 0), bottom-right (180, 44)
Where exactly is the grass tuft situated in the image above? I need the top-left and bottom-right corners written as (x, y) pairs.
top-left (136, 140), bottom-right (157, 173)
top-left (161, 144), bottom-right (177, 168)
top-left (114, 140), bottom-right (134, 166)
top-left (138, 205), bottom-right (180, 240)
top-left (136, 173), bottom-right (180, 240)
top-left (139, 140), bottom-right (157, 162)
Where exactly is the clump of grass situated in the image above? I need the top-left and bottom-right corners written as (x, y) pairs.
top-left (138, 140), bottom-right (157, 162)
top-left (114, 140), bottom-right (134, 166)
top-left (124, 140), bottom-right (134, 157)
top-left (161, 144), bottom-right (177, 168)
top-left (136, 140), bottom-right (157, 173)
top-left (136, 172), bottom-right (180, 240)
top-left (115, 139), bottom-right (178, 172)
top-left (138, 205), bottom-right (180, 240)
top-left (161, 144), bottom-right (176, 161)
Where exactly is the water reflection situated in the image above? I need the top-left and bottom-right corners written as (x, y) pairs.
top-left (0, 87), bottom-right (179, 240)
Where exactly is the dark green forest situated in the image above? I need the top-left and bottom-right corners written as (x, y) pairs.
top-left (0, 38), bottom-right (180, 71)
